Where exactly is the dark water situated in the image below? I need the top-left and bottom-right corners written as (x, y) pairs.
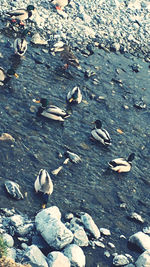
top-left (0, 28), bottom-right (150, 267)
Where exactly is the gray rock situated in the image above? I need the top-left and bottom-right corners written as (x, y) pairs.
top-left (16, 223), bottom-right (34, 236)
top-left (63, 244), bottom-right (86, 267)
top-left (47, 251), bottom-right (70, 267)
top-left (10, 214), bottom-right (24, 227)
top-left (129, 232), bottom-right (150, 251)
top-left (113, 254), bottom-right (129, 266)
top-left (35, 206), bottom-right (73, 250)
top-left (80, 212), bottom-right (100, 239)
top-left (100, 228), bottom-right (111, 236)
top-left (135, 250), bottom-right (150, 267)
top-left (6, 247), bottom-right (16, 261)
top-left (130, 212), bottom-right (145, 223)
top-left (2, 233), bottom-right (14, 247)
top-left (69, 218), bottom-right (89, 247)
top-left (23, 245), bottom-right (48, 267)
top-left (5, 180), bottom-right (24, 200)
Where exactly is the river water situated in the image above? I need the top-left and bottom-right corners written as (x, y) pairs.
top-left (0, 28), bottom-right (150, 266)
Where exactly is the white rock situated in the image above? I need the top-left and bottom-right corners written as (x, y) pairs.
top-left (69, 218), bottom-right (89, 247)
top-left (100, 228), bottom-right (111, 236)
top-left (130, 212), bottom-right (144, 223)
top-left (104, 250), bottom-right (111, 257)
top-left (2, 233), bottom-right (14, 247)
top-left (31, 33), bottom-right (48, 45)
top-left (24, 245), bottom-right (48, 267)
top-left (80, 212), bottom-right (100, 239)
top-left (6, 247), bottom-right (16, 261)
top-left (135, 249), bottom-right (150, 267)
top-left (35, 206), bottom-right (73, 250)
top-left (10, 214), bottom-right (24, 227)
top-left (47, 251), bottom-right (70, 267)
top-left (108, 242), bottom-right (115, 248)
top-left (63, 244), bottom-right (86, 267)
top-left (16, 223), bottom-right (34, 236)
top-left (113, 254), bottom-right (129, 266)
top-left (129, 232), bottom-right (150, 251)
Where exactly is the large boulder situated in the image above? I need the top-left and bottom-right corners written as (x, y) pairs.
top-left (35, 206), bottom-right (73, 250)
top-left (47, 251), bottom-right (70, 267)
top-left (129, 232), bottom-right (150, 251)
top-left (23, 245), bottom-right (48, 267)
top-left (63, 244), bottom-right (86, 267)
top-left (135, 250), bottom-right (150, 267)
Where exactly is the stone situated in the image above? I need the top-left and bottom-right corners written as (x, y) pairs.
top-left (16, 223), bottom-right (34, 237)
top-left (6, 247), bottom-right (16, 261)
top-left (10, 215), bottom-right (24, 228)
top-left (35, 206), bottom-right (73, 250)
top-left (100, 228), bottom-right (111, 236)
top-left (47, 251), bottom-right (70, 267)
top-left (68, 218), bottom-right (89, 247)
top-left (135, 250), bottom-right (150, 267)
top-left (129, 232), bottom-right (150, 251)
top-left (5, 181), bottom-right (24, 200)
top-left (130, 212), bottom-right (144, 223)
top-left (79, 212), bottom-right (100, 239)
top-left (63, 244), bottom-right (86, 267)
top-left (2, 233), bottom-right (14, 247)
top-left (113, 254), bottom-right (129, 266)
top-left (23, 245), bottom-right (48, 267)
top-left (31, 33), bottom-right (48, 45)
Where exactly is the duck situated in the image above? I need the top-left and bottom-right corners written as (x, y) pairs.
top-left (6, 5), bottom-right (35, 25)
top-left (51, 0), bottom-right (71, 10)
top-left (0, 67), bottom-right (19, 86)
top-left (91, 120), bottom-right (111, 146)
top-left (67, 86), bottom-right (82, 104)
top-left (108, 153), bottom-right (135, 173)
top-left (34, 169), bottom-right (53, 208)
top-left (60, 45), bottom-right (80, 69)
top-left (33, 98), bottom-right (70, 122)
top-left (14, 29), bottom-right (30, 56)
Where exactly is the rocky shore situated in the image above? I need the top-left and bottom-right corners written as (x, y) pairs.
top-left (0, 0), bottom-right (150, 60)
top-left (0, 207), bottom-right (150, 266)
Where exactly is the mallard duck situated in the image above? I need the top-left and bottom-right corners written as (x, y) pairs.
top-left (108, 153), bottom-right (135, 173)
top-left (91, 120), bottom-right (111, 146)
top-left (33, 98), bottom-right (70, 122)
top-left (6, 5), bottom-right (35, 25)
top-left (0, 67), bottom-right (18, 86)
top-left (34, 169), bottom-right (53, 208)
top-left (14, 29), bottom-right (30, 56)
top-left (5, 180), bottom-right (24, 200)
top-left (51, 0), bottom-right (71, 10)
top-left (60, 45), bottom-right (80, 69)
top-left (67, 86), bottom-right (82, 104)
top-left (64, 151), bottom-right (82, 163)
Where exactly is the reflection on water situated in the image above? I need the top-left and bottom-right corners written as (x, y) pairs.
top-left (0, 28), bottom-right (150, 266)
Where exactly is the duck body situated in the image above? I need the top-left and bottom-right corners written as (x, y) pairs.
top-left (51, 0), bottom-right (71, 10)
top-left (60, 45), bottom-right (80, 69)
top-left (67, 86), bottom-right (82, 104)
top-left (0, 67), bottom-right (18, 85)
top-left (33, 98), bottom-right (69, 122)
top-left (14, 38), bottom-right (27, 56)
top-left (91, 120), bottom-right (111, 146)
top-left (108, 153), bottom-right (135, 173)
top-left (6, 5), bottom-right (35, 24)
top-left (65, 151), bottom-right (82, 163)
top-left (34, 169), bottom-right (53, 208)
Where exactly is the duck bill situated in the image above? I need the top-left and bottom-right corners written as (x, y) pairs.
top-left (32, 99), bottom-right (41, 103)
top-left (69, 98), bottom-right (74, 103)
top-left (14, 73), bottom-right (19, 78)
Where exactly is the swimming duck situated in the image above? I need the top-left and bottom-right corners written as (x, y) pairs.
top-left (33, 98), bottom-right (70, 121)
top-left (51, 0), bottom-right (71, 10)
top-left (67, 86), bottom-right (82, 104)
top-left (5, 180), bottom-right (24, 200)
top-left (14, 29), bottom-right (29, 56)
top-left (34, 169), bottom-right (53, 208)
top-left (60, 45), bottom-right (80, 69)
top-left (64, 150), bottom-right (82, 163)
top-left (108, 153), bottom-right (135, 173)
top-left (91, 120), bottom-right (111, 146)
top-left (6, 5), bottom-right (35, 25)
top-left (0, 67), bottom-right (18, 86)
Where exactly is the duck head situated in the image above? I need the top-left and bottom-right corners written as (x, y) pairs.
top-left (93, 120), bottom-right (102, 129)
top-left (127, 153), bottom-right (135, 163)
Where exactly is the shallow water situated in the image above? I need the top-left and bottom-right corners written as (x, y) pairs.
top-left (0, 28), bottom-right (150, 266)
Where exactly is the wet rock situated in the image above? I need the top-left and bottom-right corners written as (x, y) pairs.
top-left (135, 250), bottom-right (150, 267)
top-left (35, 206), bottom-right (73, 250)
top-left (113, 254), bottom-right (129, 266)
top-left (2, 233), bottom-right (14, 247)
top-left (47, 251), bottom-right (71, 267)
top-left (129, 212), bottom-right (144, 223)
top-left (79, 212), bottom-right (100, 239)
top-left (100, 228), bottom-right (111, 236)
top-left (4, 181), bottom-right (24, 200)
top-left (23, 245), bottom-right (48, 267)
top-left (129, 232), bottom-right (150, 251)
top-left (63, 244), bottom-right (86, 267)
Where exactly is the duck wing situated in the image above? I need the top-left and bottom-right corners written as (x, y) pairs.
top-left (46, 105), bottom-right (67, 116)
